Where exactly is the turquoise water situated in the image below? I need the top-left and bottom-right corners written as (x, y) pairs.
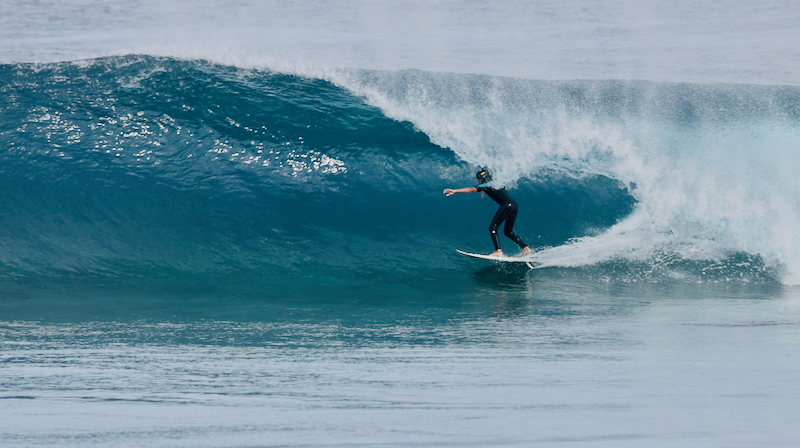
top-left (3, 1), bottom-right (800, 446)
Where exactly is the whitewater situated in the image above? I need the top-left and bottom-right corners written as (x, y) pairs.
top-left (3, 0), bottom-right (800, 284)
top-left (3, 1), bottom-right (800, 447)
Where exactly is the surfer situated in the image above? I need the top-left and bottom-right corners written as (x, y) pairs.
top-left (443, 169), bottom-right (532, 257)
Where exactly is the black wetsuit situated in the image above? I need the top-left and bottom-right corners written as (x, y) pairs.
top-left (476, 184), bottom-right (528, 251)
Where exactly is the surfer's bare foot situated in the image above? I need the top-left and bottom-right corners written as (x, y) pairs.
top-left (488, 250), bottom-right (504, 257)
top-left (522, 246), bottom-right (532, 254)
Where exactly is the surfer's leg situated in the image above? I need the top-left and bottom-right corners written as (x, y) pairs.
top-left (502, 204), bottom-right (529, 251)
top-left (488, 204), bottom-right (511, 255)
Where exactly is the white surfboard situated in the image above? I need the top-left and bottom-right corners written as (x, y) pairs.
top-left (456, 250), bottom-right (539, 269)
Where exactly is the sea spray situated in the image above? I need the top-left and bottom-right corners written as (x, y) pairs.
top-left (326, 71), bottom-right (800, 283)
top-left (2, 56), bottom-right (796, 285)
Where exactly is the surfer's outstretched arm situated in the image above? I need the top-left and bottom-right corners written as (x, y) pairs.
top-left (443, 187), bottom-right (478, 196)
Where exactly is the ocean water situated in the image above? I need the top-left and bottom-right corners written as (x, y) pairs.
top-left (3, 1), bottom-right (800, 447)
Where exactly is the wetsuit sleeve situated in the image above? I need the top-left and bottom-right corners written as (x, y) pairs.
top-left (475, 185), bottom-right (486, 192)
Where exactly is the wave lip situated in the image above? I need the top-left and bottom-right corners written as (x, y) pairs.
top-left (2, 56), bottom-right (798, 286)
top-left (324, 70), bottom-right (800, 284)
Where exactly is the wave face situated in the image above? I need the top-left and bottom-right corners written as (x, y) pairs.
top-left (326, 70), bottom-right (800, 284)
top-left (2, 56), bottom-right (799, 291)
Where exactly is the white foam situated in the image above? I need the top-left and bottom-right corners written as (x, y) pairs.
top-left (6, 1), bottom-right (800, 282)
top-left (325, 72), bottom-right (800, 283)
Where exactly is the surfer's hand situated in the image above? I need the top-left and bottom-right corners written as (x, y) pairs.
top-left (443, 188), bottom-right (455, 196)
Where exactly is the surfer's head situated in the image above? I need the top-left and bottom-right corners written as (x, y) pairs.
top-left (476, 169), bottom-right (492, 183)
